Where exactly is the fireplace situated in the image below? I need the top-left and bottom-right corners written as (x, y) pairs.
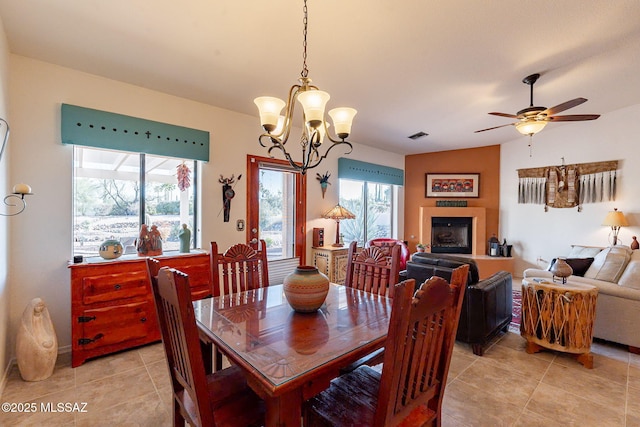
top-left (430, 217), bottom-right (473, 254)
top-left (420, 207), bottom-right (486, 255)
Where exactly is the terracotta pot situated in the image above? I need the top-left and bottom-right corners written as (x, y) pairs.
top-left (283, 266), bottom-right (330, 313)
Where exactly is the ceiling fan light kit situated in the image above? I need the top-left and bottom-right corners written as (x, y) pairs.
top-left (476, 73), bottom-right (600, 142)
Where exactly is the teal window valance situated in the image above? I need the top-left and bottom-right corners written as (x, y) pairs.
top-left (338, 158), bottom-right (404, 186)
top-left (61, 104), bottom-right (210, 162)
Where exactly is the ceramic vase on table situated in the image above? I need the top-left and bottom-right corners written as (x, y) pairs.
top-left (283, 266), bottom-right (330, 313)
top-left (550, 257), bottom-right (573, 284)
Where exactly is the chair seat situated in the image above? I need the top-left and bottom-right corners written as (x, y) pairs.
top-left (179, 365), bottom-right (265, 427)
top-left (305, 366), bottom-right (436, 427)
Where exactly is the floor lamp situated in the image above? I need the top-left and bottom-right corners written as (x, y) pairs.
top-left (322, 204), bottom-right (356, 247)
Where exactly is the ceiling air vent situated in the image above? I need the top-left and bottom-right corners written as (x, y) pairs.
top-left (408, 131), bottom-right (429, 140)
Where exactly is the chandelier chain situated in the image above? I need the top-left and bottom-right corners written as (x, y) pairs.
top-left (301, 0), bottom-right (309, 78)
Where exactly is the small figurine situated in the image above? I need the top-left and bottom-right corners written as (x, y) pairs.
top-left (178, 224), bottom-right (191, 253)
top-left (632, 236), bottom-right (639, 250)
top-left (136, 224), bottom-right (151, 256)
top-left (148, 224), bottom-right (163, 256)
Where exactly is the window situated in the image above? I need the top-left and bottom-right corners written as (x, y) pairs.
top-left (259, 167), bottom-right (296, 260)
top-left (73, 146), bottom-right (197, 257)
top-left (339, 179), bottom-right (394, 246)
top-left (247, 155), bottom-right (307, 263)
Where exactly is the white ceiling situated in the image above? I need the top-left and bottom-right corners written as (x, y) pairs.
top-left (1, 0), bottom-right (639, 155)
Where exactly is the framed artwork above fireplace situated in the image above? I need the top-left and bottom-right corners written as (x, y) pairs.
top-left (426, 173), bottom-right (480, 198)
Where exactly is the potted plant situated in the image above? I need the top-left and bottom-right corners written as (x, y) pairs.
top-left (416, 243), bottom-right (429, 252)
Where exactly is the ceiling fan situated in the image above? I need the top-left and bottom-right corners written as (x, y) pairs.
top-left (475, 73), bottom-right (600, 136)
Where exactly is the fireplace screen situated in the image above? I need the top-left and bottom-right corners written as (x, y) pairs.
top-left (431, 217), bottom-right (472, 254)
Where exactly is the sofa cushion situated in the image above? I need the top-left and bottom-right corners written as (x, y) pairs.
top-left (617, 249), bottom-right (640, 290)
top-left (549, 257), bottom-right (594, 277)
top-left (584, 246), bottom-right (632, 283)
top-left (568, 245), bottom-right (604, 258)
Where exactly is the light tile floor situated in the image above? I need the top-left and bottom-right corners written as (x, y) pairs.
top-left (1, 332), bottom-right (639, 426)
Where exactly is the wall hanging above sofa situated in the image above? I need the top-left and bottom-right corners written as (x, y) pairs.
top-left (517, 159), bottom-right (618, 211)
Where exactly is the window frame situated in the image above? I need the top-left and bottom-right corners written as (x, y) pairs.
top-left (72, 146), bottom-right (199, 257)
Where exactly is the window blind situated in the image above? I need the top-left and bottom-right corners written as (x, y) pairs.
top-left (338, 158), bottom-right (404, 186)
top-left (61, 104), bottom-right (210, 161)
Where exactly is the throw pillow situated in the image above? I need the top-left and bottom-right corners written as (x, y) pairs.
top-left (584, 246), bottom-right (632, 283)
top-left (568, 245), bottom-right (604, 258)
top-left (549, 257), bottom-right (594, 277)
top-left (617, 250), bottom-right (640, 290)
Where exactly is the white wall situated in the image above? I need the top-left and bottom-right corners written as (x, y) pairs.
top-left (6, 55), bottom-right (404, 355)
top-left (0, 16), bottom-right (10, 390)
top-left (500, 103), bottom-right (640, 275)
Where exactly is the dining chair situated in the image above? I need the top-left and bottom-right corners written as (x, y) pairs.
top-left (345, 240), bottom-right (401, 298)
top-left (366, 237), bottom-right (410, 270)
top-left (210, 239), bottom-right (269, 297)
top-left (148, 264), bottom-right (265, 427)
top-left (209, 240), bottom-right (269, 371)
top-left (341, 240), bottom-right (402, 370)
top-left (304, 264), bottom-right (468, 427)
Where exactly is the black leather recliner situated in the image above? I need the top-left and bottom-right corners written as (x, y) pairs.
top-left (400, 252), bottom-right (512, 356)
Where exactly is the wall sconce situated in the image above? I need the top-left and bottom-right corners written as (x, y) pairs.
top-left (2, 184), bottom-right (33, 216)
top-left (602, 208), bottom-right (628, 246)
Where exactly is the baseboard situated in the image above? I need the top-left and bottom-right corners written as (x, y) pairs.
top-left (0, 345), bottom-right (72, 398)
top-left (0, 356), bottom-right (14, 399)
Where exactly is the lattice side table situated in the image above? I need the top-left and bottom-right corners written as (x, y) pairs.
top-left (520, 277), bottom-right (598, 368)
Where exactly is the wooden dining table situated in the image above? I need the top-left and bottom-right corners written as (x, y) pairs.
top-left (194, 283), bottom-right (393, 427)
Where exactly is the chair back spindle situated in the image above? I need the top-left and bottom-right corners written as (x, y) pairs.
top-left (210, 240), bottom-right (269, 297)
top-left (345, 240), bottom-right (401, 297)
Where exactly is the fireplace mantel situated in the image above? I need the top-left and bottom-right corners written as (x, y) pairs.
top-left (420, 207), bottom-right (486, 255)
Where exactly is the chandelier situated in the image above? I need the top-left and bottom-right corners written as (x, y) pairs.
top-left (254, 0), bottom-right (357, 175)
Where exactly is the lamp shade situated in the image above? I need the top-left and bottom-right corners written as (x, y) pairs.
top-left (254, 97), bottom-right (286, 132)
top-left (329, 108), bottom-right (357, 139)
top-left (322, 204), bottom-right (355, 221)
top-left (602, 208), bottom-right (629, 227)
top-left (515, 120), bottom-right (547, 136)
top-left (297, 90), bottom-right (330, 128)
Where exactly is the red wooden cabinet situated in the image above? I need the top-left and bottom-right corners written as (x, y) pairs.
top-left (70, 252), bottom-right (211, 367)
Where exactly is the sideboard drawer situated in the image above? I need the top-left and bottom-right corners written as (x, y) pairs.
top-left (82, 271), bottom-right (148, 305)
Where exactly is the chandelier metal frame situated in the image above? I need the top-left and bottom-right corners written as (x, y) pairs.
top-left (255, 0), bottom-right (355, 175)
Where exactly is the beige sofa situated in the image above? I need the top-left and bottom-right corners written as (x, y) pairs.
top-left (523, 245), bottom-right (640, 351)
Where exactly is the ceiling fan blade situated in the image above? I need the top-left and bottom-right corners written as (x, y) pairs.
top-left (474, 123), bottom-right (516, 133)
top-left (542, 98), bottom-right (587, 116)
top-left (548, 114), bottom-right (600, 122)
top-left (489, 112), bottom-right (519, 119)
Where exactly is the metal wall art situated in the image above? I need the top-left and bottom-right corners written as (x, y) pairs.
top-left (219, 174), bottom-right (241, 222)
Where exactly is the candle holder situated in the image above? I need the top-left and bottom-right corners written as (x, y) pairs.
top-left (1, 184), bottom-right (33, 217)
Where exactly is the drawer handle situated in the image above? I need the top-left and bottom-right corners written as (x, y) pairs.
top-left (140, 317), bottom-right (147, 323)
top-left (114, 284), bottom-right (122, 290)
top-left (78, 333), bottom-right (104, 346)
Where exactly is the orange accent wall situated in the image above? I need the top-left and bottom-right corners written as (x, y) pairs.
top-left (404, 145), bottom-right (501, 254)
